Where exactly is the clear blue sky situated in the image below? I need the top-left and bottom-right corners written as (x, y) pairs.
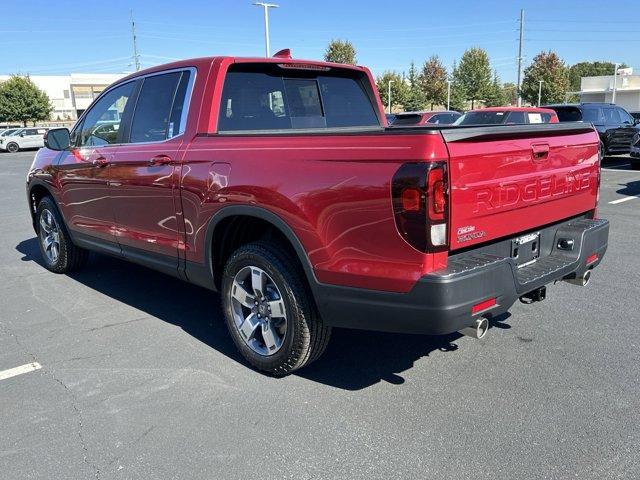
top-left (4, 0), bottom-right (639, 81)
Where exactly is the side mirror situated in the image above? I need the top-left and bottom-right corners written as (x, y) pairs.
top-left (20, 132), bottom-right (26, 137)
top-left (44, 128), bottom-right (70, 151)
top-left (634, 119), bottom-right (640, 126)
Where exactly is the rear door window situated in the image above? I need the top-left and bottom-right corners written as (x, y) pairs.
top-left (130, 72), bottom-right (183, 143)
top-left (218, 65), bottom-right (379, 132)
top-left (603, 107), bottom-right (621, 125)
top-left (581, 107), bottom-right (603, 124)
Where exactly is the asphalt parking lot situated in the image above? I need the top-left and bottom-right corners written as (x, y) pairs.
top-left (1, 150), bottom-right (639, 479)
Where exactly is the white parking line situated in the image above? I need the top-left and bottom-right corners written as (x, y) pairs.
top-left (0, 362), bottom-right (42, 381)
top-left (609, 195), bottom-right (640, 205)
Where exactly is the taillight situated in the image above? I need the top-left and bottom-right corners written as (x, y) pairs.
top-left (392, 162), bottom-right (449, 252)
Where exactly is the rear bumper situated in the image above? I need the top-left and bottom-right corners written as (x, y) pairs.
top-left (315, 218), bottom-right (609, 335)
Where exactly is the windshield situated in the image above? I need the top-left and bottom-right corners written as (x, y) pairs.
top-left (0, 129), bottom-right (18, 137)
top-left (454, 111), bottom-right (508, 126)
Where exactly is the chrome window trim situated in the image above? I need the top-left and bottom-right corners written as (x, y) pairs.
top-left (72, 66), bottom-right (197, 146)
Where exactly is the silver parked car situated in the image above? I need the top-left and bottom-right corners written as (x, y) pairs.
top-left (0, 127), bottom-right (49, 152)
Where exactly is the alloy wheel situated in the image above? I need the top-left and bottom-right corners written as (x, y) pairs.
top-left (39, 209), bottom-right (61, 264)
top-left (229, 266), bottom-right (287, 356)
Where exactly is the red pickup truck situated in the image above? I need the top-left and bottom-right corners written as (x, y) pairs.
top-left (28, 51), bottom-right (609, 375)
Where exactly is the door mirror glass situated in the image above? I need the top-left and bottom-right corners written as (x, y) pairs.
top-left (44, 128), bottom-right (71, 151)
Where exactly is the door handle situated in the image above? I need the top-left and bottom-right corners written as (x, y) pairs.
top-left (531, 143), bottom-right (550, 161)
top-left (92, 156), bottom-right (109, 168)
top-left (149, 155), bottom-right (173, 166)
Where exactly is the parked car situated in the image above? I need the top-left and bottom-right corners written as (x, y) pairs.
top-left (630, 132), bottom-right (640, 169)
top-left (0, 127), bottom-right (49, 152)
top-left (390, 110), bottom-right (461, 126)
top-left (0, 128), bottom-right (20, 138)
top-left (630, 111), bottom-right (640, 121)
top-left (385, 113), bottom-right (396, 125)
top-left (29, 53), bottom-right (608, 375)
top-left (545, 103), bottom-right (640, 158)
top-left (454, 107), bottom-right (559, 126)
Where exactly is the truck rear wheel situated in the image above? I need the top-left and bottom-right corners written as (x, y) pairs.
top-left (36, 196), bottom-right (88, 273)
top-left (221, 241), bottom-right (331, 376)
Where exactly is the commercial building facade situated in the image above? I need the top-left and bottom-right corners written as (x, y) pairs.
top-left (580, 74), bottom-right (640, 112)
top-left (0, 73), bottom-right (127, 122)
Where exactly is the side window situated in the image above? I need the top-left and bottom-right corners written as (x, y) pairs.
top-left (25, 129), bottom-right (38, 135)
top-left (603, 107), bottom-right (621, 124)
top-left (77, 82), bottom-right (135, 147)
top-left (218, 67), bottom-right (379, 132)
top-left (617, 108), bottom-right (634, 124)
top-left (167, 71), bottom-right (192, 138)
top-left (506, 111), bottom-right (526, 124)
top-left (429, 114), bottom-right (443, 124)
top-left (130, 72), bottom-right (182, 143)
top-left (581, 107), bottom-right (602, 124)
top-left (540, 113), bottom-right (552, 123)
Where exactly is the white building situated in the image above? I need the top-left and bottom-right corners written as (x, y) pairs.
top-left (0, 73), bottom-right (128, 121)
top-left (580, 73), bottom-right (640, 112)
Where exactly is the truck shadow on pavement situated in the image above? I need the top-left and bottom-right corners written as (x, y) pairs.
top-left (17, 237), bottom-right (511, 391)
top-left (617, 180), bottom-right (640, 196)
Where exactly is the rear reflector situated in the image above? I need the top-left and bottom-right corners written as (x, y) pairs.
top-left (586, 253), bottom-right (598, 265)
top-left (431, 223), bottom-right (447, 246)
top-left (471, 298), bottom-right (496, 314)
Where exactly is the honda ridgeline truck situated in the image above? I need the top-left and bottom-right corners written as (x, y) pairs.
top-left (27, 51), bottom-right (609, 375)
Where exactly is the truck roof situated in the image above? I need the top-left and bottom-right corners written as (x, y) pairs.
top-left (118, 54), bottom-right (368, 84)
top-left (473, 106), bottom-right (557, 113)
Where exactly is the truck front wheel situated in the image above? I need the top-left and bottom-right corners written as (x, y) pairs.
top-left (36, 196), bottom-right (88, 273)
top-left (221, 241), bottom-right (331, 376)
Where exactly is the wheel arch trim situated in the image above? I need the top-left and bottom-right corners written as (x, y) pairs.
top-left (195, 205), bottom-right (319, 291)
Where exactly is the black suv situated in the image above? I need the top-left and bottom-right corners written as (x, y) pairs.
top-left (545, 103), bottom-right (640, 159)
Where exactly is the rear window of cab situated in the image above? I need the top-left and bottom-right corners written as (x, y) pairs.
top-left (218, 64), bottom-right (380, 132)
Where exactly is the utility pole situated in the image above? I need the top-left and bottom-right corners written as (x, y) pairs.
top-left (538, 80), bottom-right (543, 107)
top-left (388, 80), bottom-right (394, 114)
top-left (253, 2), bottom-right (279, 57)
top-left (447, 80), bottom-right (451, 110)
top-left (130, 10), bottom-right (141, 71)
top-left (516, 9), bottom-right (524, 107)
top-left (612, 62), bottom-right (619, 104)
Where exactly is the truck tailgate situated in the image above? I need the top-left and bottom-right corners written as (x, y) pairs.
top-left (442, 123), bottom-right (600, 250)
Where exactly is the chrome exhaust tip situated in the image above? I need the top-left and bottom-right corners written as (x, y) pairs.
top-left (458, 317), bottom-right (489, 339)
top-left (564, 269), bottom-right (591, 287)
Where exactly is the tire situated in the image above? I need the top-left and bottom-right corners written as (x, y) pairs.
top-left (36, 196), bottom-right (88, 273)
top-left (6, 142), bottom-right (19, 153)
top-left (221, 241), bottom-right (331, 376)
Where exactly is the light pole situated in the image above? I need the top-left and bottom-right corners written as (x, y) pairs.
top-left (388, 80), bottom-right (394, 114)
top-left (447, 80), bottom-right (451, 110)
top-left (253, 2), bottom-right (279, 57)
top-left (612, 62), bottom-right (620, 104)
top-left (537, 80), bottom-right (543, 107)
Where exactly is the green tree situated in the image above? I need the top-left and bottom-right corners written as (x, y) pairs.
top-left (452, 47), bottom-right (492, 109)
top-left (568, 61), bottom-right (627, 92)
top-left (485, 71), bottom-right (505, 107)
top-left (324, 39), bottom-right (356, 65)
top-left (419, 55), bottom-right (448, 109)
top-left (501, 82), bottom-right (517, 106)
top-left (403, 62), bottom-right (426, 111)
top-left (448, 61), bottom-right (467, 111)
top-left (376, 71), bottom-right (408, 113)
top-left (521, 51), bottom-right (569, 105)
top-left (0, 75), bottom-right (52, 126)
